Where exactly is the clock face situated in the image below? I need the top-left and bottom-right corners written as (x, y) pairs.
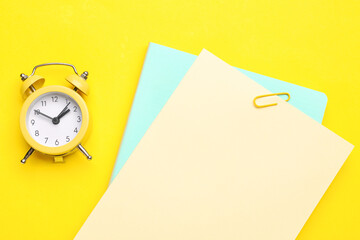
top-left (25, 91), bottom-right (82, 147)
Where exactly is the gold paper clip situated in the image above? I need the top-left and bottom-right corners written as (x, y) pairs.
top-left (253, 92), bottom-right (290, 108)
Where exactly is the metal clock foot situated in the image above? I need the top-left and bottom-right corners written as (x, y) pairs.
top-left (78, 144), bottom-right (92, 160)
top-left (21, 147), bottom-right (35, 164)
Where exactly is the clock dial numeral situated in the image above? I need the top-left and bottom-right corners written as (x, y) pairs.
top-left (41, 101), bottom-right (46, 107)
top-left (66, 136), bottom-right (70, 142)
top-left (77, 116), bottom-right (81, 122)
top-left (35, 130), bottom-right (39, 136)
top-left (51, 96), bottom-right (58, 102)
top-left (73, 106), bottom-right (77, 112)
top-left (34, 109), bottom-right (40, 115)
top-left (31, 119), bottom-right (35, 125)
top-left (45, 137), bottom-right (48, 143)
top-left (74, 127), bottom-right (78, 133)
top-left (55, 139), bottom-right (59, 146)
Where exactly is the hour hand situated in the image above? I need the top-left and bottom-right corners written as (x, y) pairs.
top-left (57, 109), bottom-right (70, 120)
top-left (34, 109), bottom-right (53, 120)
top-left (52, 108), bottom-right (70, 125)
top-left (57, 102), bottom-right (71, 118)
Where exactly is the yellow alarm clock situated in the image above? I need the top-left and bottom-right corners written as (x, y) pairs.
top-left (19, 63), bottom-right (92, 164)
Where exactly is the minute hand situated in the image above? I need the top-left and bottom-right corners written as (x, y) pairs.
top-left (35, 110), bottom-right (53, 120)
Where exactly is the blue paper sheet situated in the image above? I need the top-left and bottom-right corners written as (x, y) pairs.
top-left (111, 43), bottom-right (328, 182)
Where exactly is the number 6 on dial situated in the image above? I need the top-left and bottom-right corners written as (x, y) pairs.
top-left (19, 63), bottom-right (92, 163)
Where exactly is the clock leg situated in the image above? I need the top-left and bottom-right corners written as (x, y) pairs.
top-left (20, 147), bottom-right (35, 164)
top-left (78, 144), bottom-right (92, 160)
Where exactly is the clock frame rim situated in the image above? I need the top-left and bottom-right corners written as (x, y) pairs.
top-left (20, 85), bottom-right (89, 156)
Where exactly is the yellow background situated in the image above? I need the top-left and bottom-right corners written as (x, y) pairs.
top-left (0, 0), bottom-right (359, 239)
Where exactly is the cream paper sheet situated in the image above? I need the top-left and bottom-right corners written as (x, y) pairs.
top-left (76, 50), bottom-right (353, 240)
